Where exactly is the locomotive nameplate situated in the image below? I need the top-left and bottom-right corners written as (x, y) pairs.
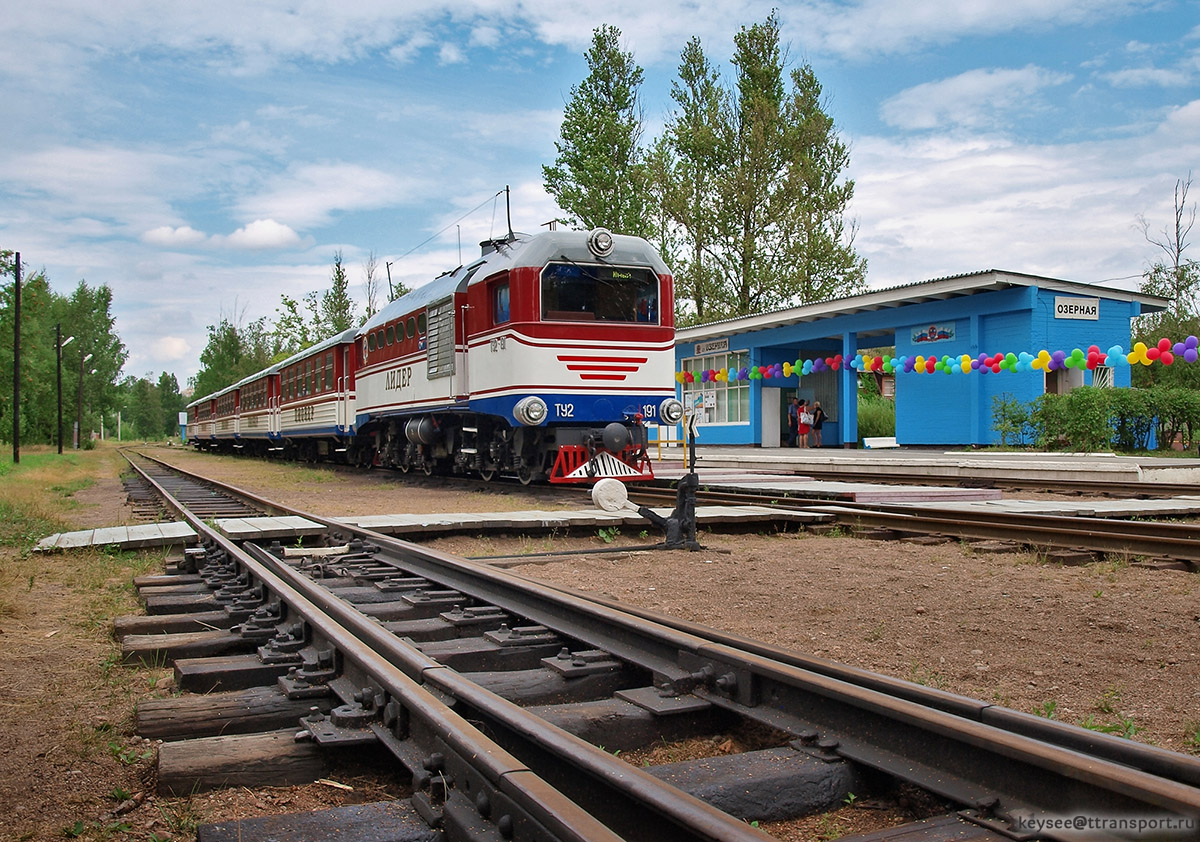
top-left (385, 367), bottom-right (413, 391)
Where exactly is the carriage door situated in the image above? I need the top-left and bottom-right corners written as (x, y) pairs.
top-left (337, 347), bottom-right (350, 432)
top-left (426, 297), bottom-right (456, 397)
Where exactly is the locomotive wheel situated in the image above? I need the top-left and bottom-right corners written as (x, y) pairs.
top-left (422, 462), bottom-right (434, 477)
top-left (478, 467), bottom-right (496, 482)
top-left (517, 464), bottom-right (535, 486)
top-left (398, 460), bottom-right (410, 473)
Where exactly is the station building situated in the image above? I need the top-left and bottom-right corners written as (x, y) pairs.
top-left (672, 270), bottom-right (1168, 448)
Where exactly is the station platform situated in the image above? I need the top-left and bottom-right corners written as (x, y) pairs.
top-left (650, 445), bottom-right (1200, 486)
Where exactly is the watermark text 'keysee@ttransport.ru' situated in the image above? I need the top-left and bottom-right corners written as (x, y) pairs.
top-left (1011, 813), bottom-right (1197, 837)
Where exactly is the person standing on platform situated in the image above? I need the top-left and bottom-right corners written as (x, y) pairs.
top-left (797, 399), bottom-right (812, 448)
top-left (811, 401), bottom-right (826, 447)
top-left (787, 397), bottom-right (799, 447)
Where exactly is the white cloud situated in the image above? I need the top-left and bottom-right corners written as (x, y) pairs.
top-left (142, 226), bottom-right (208, 247)
top-left (154, 336), bottom-right (192, 361)
top-left (810, 0), bottom-right (1154, 57)
top-left (849, 101), bottom-right (1200, 289)
top-left (236, 163), bottom-right (415, 229)
top-left (222, 219), bottom-right (304, 250)
top-left (880, 66), bottom-right (1072, 131)
top-left (439, 43), bottom-right (466, 64)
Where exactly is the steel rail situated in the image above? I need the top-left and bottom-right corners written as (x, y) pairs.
top-left (630, 485), bottom-right (1200, 561)
top-left (258, 531), bottom-right (1200, 834)
top-left (131, 451), bottom-right (1200, 776)
top-left (127, 452), bottom-right (774, 841)
top-left (672, 466), bottom-right (1200, 499)
top-left (128, 451), bottom-right (1200, 839)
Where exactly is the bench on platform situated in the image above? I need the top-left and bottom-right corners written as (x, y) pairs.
top-left (863, 436), bottom-right (899, 449)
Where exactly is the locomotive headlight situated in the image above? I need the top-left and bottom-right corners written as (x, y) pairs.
top-left (659, 398), bottom-right (685, 425)
top-left (513, 396), bottom-right (548, 426)
top-left (587, 227), bottom-right (615, 258)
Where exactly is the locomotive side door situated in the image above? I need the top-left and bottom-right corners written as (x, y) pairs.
top-left (337, 346), bottom-right (350, 432)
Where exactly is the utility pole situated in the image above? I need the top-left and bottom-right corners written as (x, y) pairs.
top-left (385, 261), bottom-right (394, 301)
top-left (11, 252), bottom-right (20, 464)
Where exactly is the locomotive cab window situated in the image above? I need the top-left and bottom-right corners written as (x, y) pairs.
top-left (492, 281), bottom-right (510, 324)
top-left (540, 263), bottom-right (658, 323)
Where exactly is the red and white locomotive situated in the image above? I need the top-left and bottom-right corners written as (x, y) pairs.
top-left (187, 228), bottom-right (683, 483)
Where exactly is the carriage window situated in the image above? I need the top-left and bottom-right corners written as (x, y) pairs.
top-left (386, 325), bottom-right (395, 346)
top-left (493, 282), bottom-right (510, 324)
top-left (540, 263), bottom-right (658, 323)
top-left (325, 353), bottom-right (334, 391)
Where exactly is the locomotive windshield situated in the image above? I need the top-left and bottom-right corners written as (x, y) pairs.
top-left (541, 262), bottom-right (658, 323)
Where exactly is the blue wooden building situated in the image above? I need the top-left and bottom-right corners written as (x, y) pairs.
top-left (673, 270), bottom-right (1168, 448)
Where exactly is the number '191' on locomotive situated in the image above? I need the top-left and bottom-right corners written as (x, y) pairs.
top-left (186, 227), bottom-right (684, 484)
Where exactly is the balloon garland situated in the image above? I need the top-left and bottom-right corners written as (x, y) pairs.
top-left (675, 337), bottom-right (1200, 383)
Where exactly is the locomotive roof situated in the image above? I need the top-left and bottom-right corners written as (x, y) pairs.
top-left (185, 326), bottom-right (359, 409)
top-left (361, 229), bottom-right (670, 333)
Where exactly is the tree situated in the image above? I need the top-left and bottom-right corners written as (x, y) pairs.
top-left (543, 24), bottom-right (649, 236)
top-left (1134, 174), bottom-right (1200, 390)
top-left (157, 371), bottom-right (183, 436)
top-left (363, 251), bottom-right (381, 321)
top-left (655, 38), bottom-right (728, 324)
top-left (655, 16), bottom-right (866, 322)
top-left (190, 308), bottom-right (272, 399)
top-left (1138, 173), bottom-right (1199, 316)
top-left (322, 250), bottom-right (356, 334)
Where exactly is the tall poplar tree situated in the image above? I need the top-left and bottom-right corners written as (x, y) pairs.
top-left (657, 15), bottom-right (866, 322)
top-left (322, 250), bottom-right (356, 334)
top-left (543, 24), bottom-right (649, 236)
top-left (657, 37), bottom-right (728, 324)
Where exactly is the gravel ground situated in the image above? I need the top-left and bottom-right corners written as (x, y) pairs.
top-left (3, 445), bottom-right (1197, 841)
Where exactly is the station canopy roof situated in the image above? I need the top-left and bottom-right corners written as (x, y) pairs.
top-left (676, 269), bottom-right (1171, 343)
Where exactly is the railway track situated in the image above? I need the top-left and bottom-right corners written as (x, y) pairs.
top-left (671, 464), bottom-right (1200, 499)
top-left (628, 485), bottom-right (1200, 566)
top-left (113, 453), bottom-right (1200, 840)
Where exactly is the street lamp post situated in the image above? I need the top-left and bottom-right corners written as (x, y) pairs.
top-left (56, 325), bottom-right (74, 454)
top-left (75, 351), bottom-right (93, 450)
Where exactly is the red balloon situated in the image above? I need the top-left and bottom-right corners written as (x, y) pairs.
top-left (1147, 347), bottom-right (1161, 361)
top-left (1162, 351), bottom-right (1175, 365)
top-left (1158, 338), bottom-right (1172, 353)
top-left (990, 362), bottom-right (1001, 373)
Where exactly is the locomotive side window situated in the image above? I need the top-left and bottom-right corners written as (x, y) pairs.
top-left (541, 263), bottom-right (658, 323)
top-left (406, 317), bottom-right (416, 339)
top-left (417, 313), bottom-right (427, 334)
top-left (493, 282), bottom-right (510, 324)
top-left (386, 325), bottom-right (395, 346)
top-left (368, 333), bottom-right (377, 353)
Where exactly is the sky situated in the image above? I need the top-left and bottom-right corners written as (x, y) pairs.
top-left (2, 1), bottom-right (1198, 388)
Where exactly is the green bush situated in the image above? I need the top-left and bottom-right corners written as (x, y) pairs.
top-left (1109, 387), bottom-right (1154, 451)
top-left (1148, 385), bottom-right (1200, 450)
top-left (857, 393), bottom-right (895, 441)
top-left (992, 392), bottom-right (1034, 446)
top-left (997, 386), bottom-right (1199, 453)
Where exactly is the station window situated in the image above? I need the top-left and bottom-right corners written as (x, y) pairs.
top-left (493, 282), bottom-right (510, 324)
top-left (680, 351), bottom-right (751, 425)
